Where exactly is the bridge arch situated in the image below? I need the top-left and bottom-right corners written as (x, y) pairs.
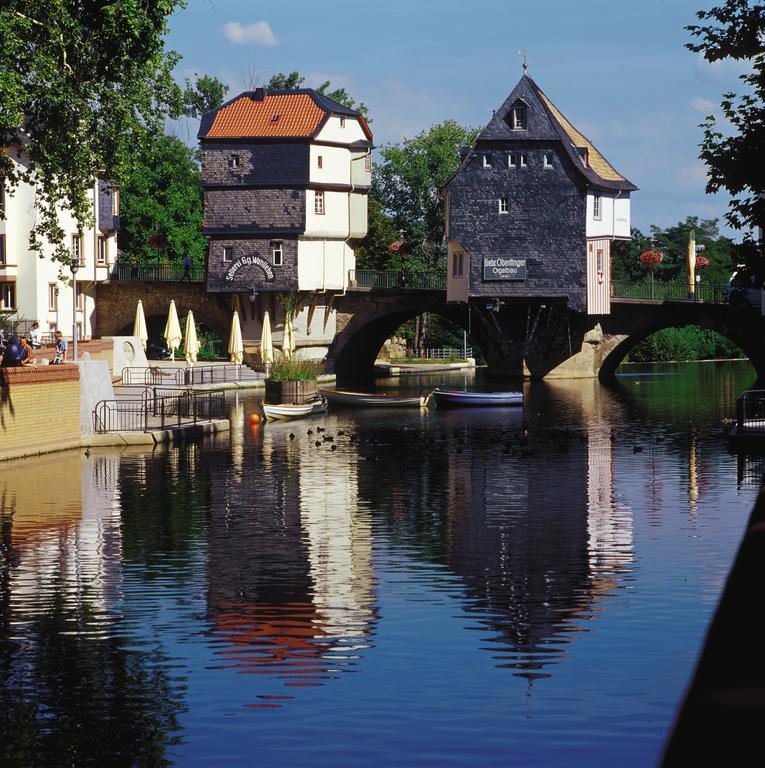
top-left (329, 293), bottom-right (489, 379)
top-left (598, 303), bottom-right (765, 380)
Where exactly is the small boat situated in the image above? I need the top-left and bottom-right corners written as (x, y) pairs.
top-left (320, 389), bottom-right (430, 408)
top-left (432, 388), bottom-right (523, 408)
top-left (262, 402), bottom-right (315, 421)
top-left (311, 397), bottom-right (329, 414)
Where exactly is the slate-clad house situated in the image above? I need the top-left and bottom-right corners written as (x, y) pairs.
top-left (444, 74), bottom-right (637, 315)
top-left (198, 88), bottom-right (372, 297)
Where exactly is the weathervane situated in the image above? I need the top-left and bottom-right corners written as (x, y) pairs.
top-left (518, 49), bottom-right (528, 74)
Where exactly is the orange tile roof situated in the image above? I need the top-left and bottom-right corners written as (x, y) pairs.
top-left (207, 93), bottom-right (325, 139)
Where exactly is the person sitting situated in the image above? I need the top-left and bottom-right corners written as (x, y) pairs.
top-left (52, 330), bottom-right (68, 364)
top-left (19, 337), bottom-right (34, 365)
top-left (28, 321), bottom-right (42, 349)
top-left (1, 335), bottom-right (25, 367)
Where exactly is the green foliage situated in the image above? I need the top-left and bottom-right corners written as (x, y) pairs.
top-left (118, 133), bottom-right (205, 265)
top-left (686, 0), bottom-right (765, 235)
top-left (267, 355), bottom-right (323, 381)
top-left (612, 216), bottom-right (737, 286)
top-left (372, 120), bottom-right (479, 272)
top-left (356, 195), bottom-right (400, 270)
top-left (628, 326), bottom-right (745, 362)
top-left (182, 74), bottom-right (229, 118)
top-left (0, 1), bottom-right (184, 267)
top-left (265, 71), bottom-right (368, 115)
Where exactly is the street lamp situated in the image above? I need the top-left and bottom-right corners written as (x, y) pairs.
top-left (70, 256), bottom-right (79, 362)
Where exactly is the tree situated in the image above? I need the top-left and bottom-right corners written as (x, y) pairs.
top-left (265, 71), bottom-right (369, 115)
top-left (686, 0), bottom-right (765, 237)
top-left (0, 1), bottom-right (183, 267)
top-left (355, 195), bottom-right (400, 270)
top-left (182, 74), bottom-right (229, 118)
top-left (118, 133), bottom-right (205, 266)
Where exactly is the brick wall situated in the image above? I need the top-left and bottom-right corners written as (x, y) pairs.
top-left (447, 143), bottom-right (587, 312)
top-left (0, 365), bottom-right (81, 461)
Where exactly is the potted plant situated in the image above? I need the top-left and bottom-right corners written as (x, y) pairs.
top-left (264, 355), bottom-right (323, 404)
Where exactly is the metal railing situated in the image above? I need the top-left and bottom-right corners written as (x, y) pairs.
top-left (121, 364), bottom-right (259, 387)
top-left (93, 391), bottom-right (226, 433)
top-left (611, 281), bottom-right (761, 306)
top-left (423, 347), bottom-right (473, 359)
top-left (736, 390), bottom-right (765, 434)
top-left (348, 270), bottom-right (446, 291)
top-left (110, 263), bottom-right (204, 283)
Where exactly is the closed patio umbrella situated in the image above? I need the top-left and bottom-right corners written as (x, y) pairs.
top-left (164, 299), bottom-right (182, 361)
top-left (281, 311), bottom-right (296, 360)
top-left (184, 310), bottom-right (200, 365)
top-left (260, 310), bottom-right (274, 367)
top-left (228, 310), bottom-right (244, 365)
top-left (133, 299), bottom-right (148, 351)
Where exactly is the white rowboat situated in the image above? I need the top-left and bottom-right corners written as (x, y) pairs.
top-left (320, 389), bottom-right (430, 408)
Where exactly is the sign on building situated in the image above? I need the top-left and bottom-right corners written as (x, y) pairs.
top-left (224, 255), bottom-right (275, 282)
top-left (483, 257), bottom-right (526, 281)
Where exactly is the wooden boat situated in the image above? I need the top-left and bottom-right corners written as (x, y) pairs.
top-left (262, 402), bottom-right (315, 421)
top-left (432, 387), bottom-right (523, 407)
top-left (320, 389), bottom-right (430, 408)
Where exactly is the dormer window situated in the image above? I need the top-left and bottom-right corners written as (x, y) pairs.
top-left (511, 102), bottom-right (528, 131)
top-left (271, 114), bottom-right (280, 122)
top-left (482, 154), bottom-right (492, 168)
top-left (578, 147), bottom-right (589, 168)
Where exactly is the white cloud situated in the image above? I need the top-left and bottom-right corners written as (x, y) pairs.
top-left (691, 97), bottom-right (716, 113)
top-left (223, 21), bottom-right (278, 47)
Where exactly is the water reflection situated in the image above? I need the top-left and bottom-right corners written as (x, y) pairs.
top-left (206, 418), bottom-right (376, 699)
top-left (0, 449), bottom-right (183, 766)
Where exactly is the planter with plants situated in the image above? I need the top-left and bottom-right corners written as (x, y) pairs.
top-left (264, 356), bottom-right (323, 404)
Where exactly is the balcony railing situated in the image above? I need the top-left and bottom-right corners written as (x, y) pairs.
top-left (110, 263), bottom-right (204, 283)
top-left (736, 390), bottom-right (765, 434)
top-left (348, 270), bottom-right (446, 291)
top-left (611, 281), bottom-right (761, 307)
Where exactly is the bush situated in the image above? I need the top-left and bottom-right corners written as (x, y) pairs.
top-left (628, 326), bottom-right (745, 362)
top-left (267, 356), bottom-right (324, 381)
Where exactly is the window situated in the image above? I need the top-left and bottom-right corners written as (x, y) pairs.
top-left (48, 283), bottom-right (58, 311)
top-left (482, 154), bottom-right (491, 168)
top-left (340, 117), bottom-right (346, 128)
top-left (222, 246), bottom-right (233, 263)
top-left (71, 234), bottom-right (82, 263)
top-left (97, 236), bottom-right (107, 265)
top-left (76, 283), bottom-right (85, 311)
top-left (365, 153), bottom-right (372, 173)
top-left (48, 321), bottom-right (57, 334)
top-left (499, 197), bottom-right (509, 213)
top-left (0, 234), bottom-right (5, 265)
top-left (271, 241), bottom-right (283, 266)
top-left (512, 104), bottom-right (528, 130)
top-left (452, 251), bottom-right (464, 278)
top-left (317, 155), bottom-right (323, 169)
top-left (520, 153), bottom-right (527, 168)
top-left (543, 153), bottom-right (553, 168)
top-left (508, 154), bottom-right (516, 169)
top-left (596, 249), bottom-right (604, 273)
top-left (315, 190), bottom-right (325, 215)
top-left (230, 155), bottom-right (240, 169)
top-left (593, 195), bottom-right (602, 220)
top-left (111, 186), bottom-right (120, 216)
top-left (0, 282), bottom-right (16, 311)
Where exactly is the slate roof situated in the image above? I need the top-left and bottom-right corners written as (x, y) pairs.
top-left (198, 89), bottom-right (372, 141)
top-left (450, 75), bottom-right (636, 192)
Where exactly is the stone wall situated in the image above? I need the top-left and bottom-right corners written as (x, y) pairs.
top-left (0, 365), bottom-right (81, 461)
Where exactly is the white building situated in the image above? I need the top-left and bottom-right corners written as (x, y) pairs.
top-left (0, 146), bottom-right (119, 340)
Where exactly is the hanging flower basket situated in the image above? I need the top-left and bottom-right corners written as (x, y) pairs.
top-left (639, 249), bottom-right (664, 266)
top-left (695, 255), bottom-right (710, 269)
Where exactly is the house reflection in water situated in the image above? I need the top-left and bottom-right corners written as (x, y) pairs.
top-left (206, 417), bottom-right (376, 699)
top-left (357, 380), bottom-right (633, 682)
top-left (0, 448), bottom-right (182, 764)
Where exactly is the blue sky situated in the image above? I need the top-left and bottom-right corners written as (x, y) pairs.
top-left (166, 0), bottom-right (749, 238)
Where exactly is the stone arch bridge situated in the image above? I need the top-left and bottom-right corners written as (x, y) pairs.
top-left (94, 278), bottom-right (765, 381)
top-left (330, 290), bottom-right (765, 381)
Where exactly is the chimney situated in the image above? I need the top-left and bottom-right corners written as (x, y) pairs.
top-left (252, 87), bottom-right (266, 101)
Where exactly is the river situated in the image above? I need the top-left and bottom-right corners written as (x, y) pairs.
top-left (0, 360), bottom-right (759, 767)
